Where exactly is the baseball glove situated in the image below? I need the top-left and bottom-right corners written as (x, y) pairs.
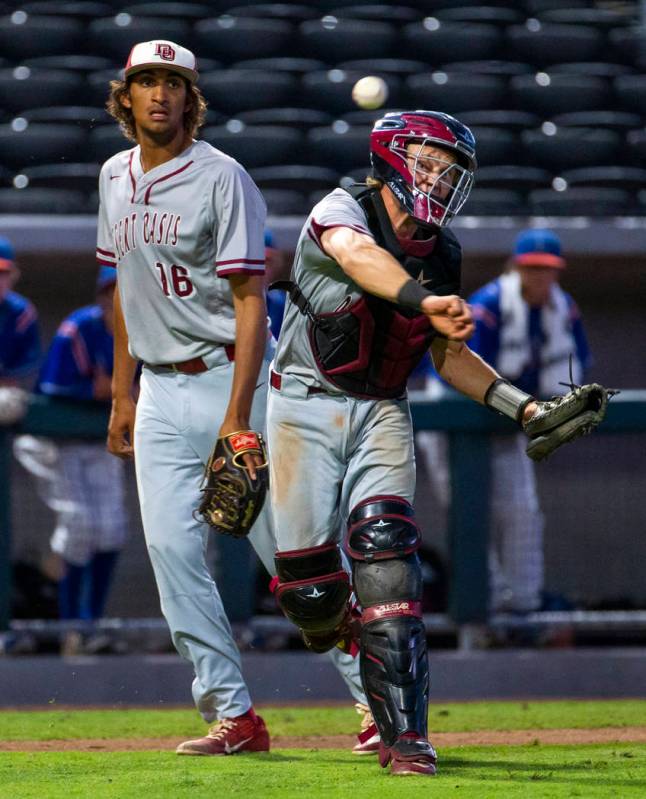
top-left (196, 430), bottom-right (269, 537)
top-left (523, 383), bottom-right (615, 462)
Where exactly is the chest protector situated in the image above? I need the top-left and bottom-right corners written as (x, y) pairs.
top-left (276, 185), bottom-right (462, 400)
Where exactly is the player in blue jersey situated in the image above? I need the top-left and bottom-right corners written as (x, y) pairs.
top-left (0, 236), bottom-right (41, 386)
top-left (418, 229), bottom-right (591, 618)
top-left (15, 266), bottom-right (127, 654)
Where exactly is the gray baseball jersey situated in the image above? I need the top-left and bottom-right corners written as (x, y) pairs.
top-left (273, 189), bottom-right (374, 390)
top-left (96, 139), bottom-right (266, 364)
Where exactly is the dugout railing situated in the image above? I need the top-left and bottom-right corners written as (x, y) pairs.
top-left (1, 390), bottom-right (645, 647)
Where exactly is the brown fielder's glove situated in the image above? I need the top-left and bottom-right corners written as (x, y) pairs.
top-left (523, 383), bottom-right (616, 462)
top-left (196, 430), bottom-right (269, 537)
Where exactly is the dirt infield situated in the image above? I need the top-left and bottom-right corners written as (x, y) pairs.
top-left (4, 727), bottom-right (646, 752)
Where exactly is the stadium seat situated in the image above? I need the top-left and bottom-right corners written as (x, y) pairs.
top-left (521, 128), bottom-right (622, 171)
top-left (302, 70), bottom-right (403, 115)
top-left (402, 21), bottom-right (503, 65)
top-left (0, 68), bottom-right (86, 113)
top-left (627, 128), bottom-right (646, 165)
top-left (194, 17), bottom-right (293, 63)
top-left (298, 18), bottom-right (397, 61)
top-left (0, 123), bottom-right (88, 168)
top-left (459, 110), bottom-right (541, 131)
top-left (328, 5), bottom-right (421, 24)
top-left (234, 107), bottom-right (332, 130)
top-left (341, 109), bottom-right (395, 126)
top-left (614, 74), bottom-right (646, 115)
top-left (608, 26), bottom-right (646, 69)
top-left (88, 126), bottom-right (132, 163)
top-left (338, 58), bottom-right (430, 77)
top-left (506, 23), bottom-right (604, 68)
top-left (250, 164), bottom-right (340, 192)
top-left (510, 74), bottom-right (611, 117)
top-left (0, 187), bottom-right (88, 213)
top-left (551, 111), bottom-right (642, 133)
top-left (0, 165), bottom-right (12, 186)
top-left (121, 2), bottom-right (211, 19)
top-left (227, 4), bottom-right (318, 22)
top-left (262, 188), bottom-right (307, 215)
top-left (463, 187), bottom-right (529, 216)
top-left (536, 8), bottom-right (635, 29)
top-left (467, 127), bottom-right (522, 167)
top-left (528, 186), bottom-right (634, 216)
top-left (88, 16), bottom-right (192, 63)
top-left (405, 72), bottom-right (508, 113)
top-left (548, 61), bottom-right (635, 79)
top-left (307, 124), bottom-right (371, 171)
top-left (201, 125), bottom-right (304, 169)
top-left (560, 166), bottom-right (646, 190)
top-left (434, 6), bottom-right (524, 26)
top-left (440, 60), bottom-right (533, 77)
top-left (232, 57), bottom-right (326, 74)
top-left (16, 163), bottom-right (101, 192)
top-left (637, 188), bottom-right (646, 213)
top-left (20, 106), bottom-right (111, 128)
top-left (23, 55), bottom-right (114, 72)
top-left (18, 2), bottom-right (113, 19)
top-left (474, 165), bottom-right (553, 191)
top-left (87, 69), bottom-right (125, 108)
top-left (0, 13), bottom-right (84, 59)
top-left (200, 70), bottom-right (299, 114)
top-left (525, 0), bottom-right (589, 12)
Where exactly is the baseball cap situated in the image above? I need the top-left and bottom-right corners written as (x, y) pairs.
top-left (513, 229), bottom-right (566, 269)
top-left (0, 236), bottom-right (16, 271)
top-left (97, 265), bottom-right (117, 291)
top-left (124, 40), bottom-right (198, 84)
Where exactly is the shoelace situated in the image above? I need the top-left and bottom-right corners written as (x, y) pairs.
top-left (207, 718), bottom-right (239, 740)
top-left (354, 702), bottom-right (375, 733)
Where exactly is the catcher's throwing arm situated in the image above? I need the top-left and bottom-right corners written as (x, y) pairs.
top-left (195, 430), bottom-right (269, 536)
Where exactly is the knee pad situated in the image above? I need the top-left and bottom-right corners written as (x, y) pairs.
top-left (345, 496), bottom-right (420, 562)
top-left (346, 496), bottom-right (422, 606)
top-left (274, 543), bottom-right (351, 653)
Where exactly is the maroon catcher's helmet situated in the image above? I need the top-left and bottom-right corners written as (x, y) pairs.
top-left (370, 110), bottom-right (476, 228)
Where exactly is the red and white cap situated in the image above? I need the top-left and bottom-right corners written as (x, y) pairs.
top-left (124, 40), bottom-right (198, 84)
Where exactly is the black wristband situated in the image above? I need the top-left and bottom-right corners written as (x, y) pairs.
top-left (397, 278), bottom-right (434, 310)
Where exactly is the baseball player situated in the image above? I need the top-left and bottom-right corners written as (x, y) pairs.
top-left (0, 236), bottom-right (41, 386)
top-left (418, 229), bottom-right (591, 616)
top-left (101, 40), bottom-right (367, 756)
top-left (14, 266), bottom-right (127, 655)
top-left (265, 111), bottom-right (573, 776)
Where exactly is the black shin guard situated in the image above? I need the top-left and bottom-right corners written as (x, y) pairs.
top-left (347, 496), bottom-right (429, 747)
top-left (274, 543), bottom-right (352, 653)
top-left (361, 607), bottom-right (429, 747)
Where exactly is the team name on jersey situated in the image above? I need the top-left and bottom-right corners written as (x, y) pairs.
top-left (112, 211), bottom-right (182, 260)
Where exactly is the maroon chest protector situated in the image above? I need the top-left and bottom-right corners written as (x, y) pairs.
top-left (274, 185), bottom-right (463, 400)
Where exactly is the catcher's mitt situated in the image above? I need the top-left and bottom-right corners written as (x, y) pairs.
top-left (196, 430), bottom-right (268, 537)
top-left (523, 382), bottom-right (615, 462)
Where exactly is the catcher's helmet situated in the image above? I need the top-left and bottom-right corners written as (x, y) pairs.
top-left (370, 110), bottom-right (476, 228)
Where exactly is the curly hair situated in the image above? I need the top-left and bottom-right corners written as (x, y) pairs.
top-left (106, 77), bottom-right (207, 142)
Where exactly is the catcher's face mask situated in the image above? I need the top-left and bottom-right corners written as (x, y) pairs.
top-left (370, 110), bottom-right (477, 228)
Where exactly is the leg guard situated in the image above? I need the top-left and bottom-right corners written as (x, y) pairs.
top-left (274, 543), bottom-right (352, 653)
top-left (347, 496), bottom-right (429, 747)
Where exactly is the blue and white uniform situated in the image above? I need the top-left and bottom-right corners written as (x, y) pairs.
top-left (0, 291), bottom-right (40, 381)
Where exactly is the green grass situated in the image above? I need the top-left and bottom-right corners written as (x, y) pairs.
top-left (1, 702), bottom-right (645, 798)
top-left (0, 700), bottom-right (644, 741)
top-left (0, 746), bottom-right (645, 799)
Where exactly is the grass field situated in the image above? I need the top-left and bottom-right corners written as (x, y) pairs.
top-left (1, 701), bottom-right (645, 798)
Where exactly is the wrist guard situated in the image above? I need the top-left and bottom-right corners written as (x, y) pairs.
top-left (484, 378), bottom-right (534, 425)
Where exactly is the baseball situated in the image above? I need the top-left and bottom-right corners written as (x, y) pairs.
top-left (351, 76), bottom-right (389, 110)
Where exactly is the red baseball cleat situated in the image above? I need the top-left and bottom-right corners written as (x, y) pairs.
top-left (176, 711), bottom-right (270, 756)
top-left (379, 733), bottom-right (438, 776)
